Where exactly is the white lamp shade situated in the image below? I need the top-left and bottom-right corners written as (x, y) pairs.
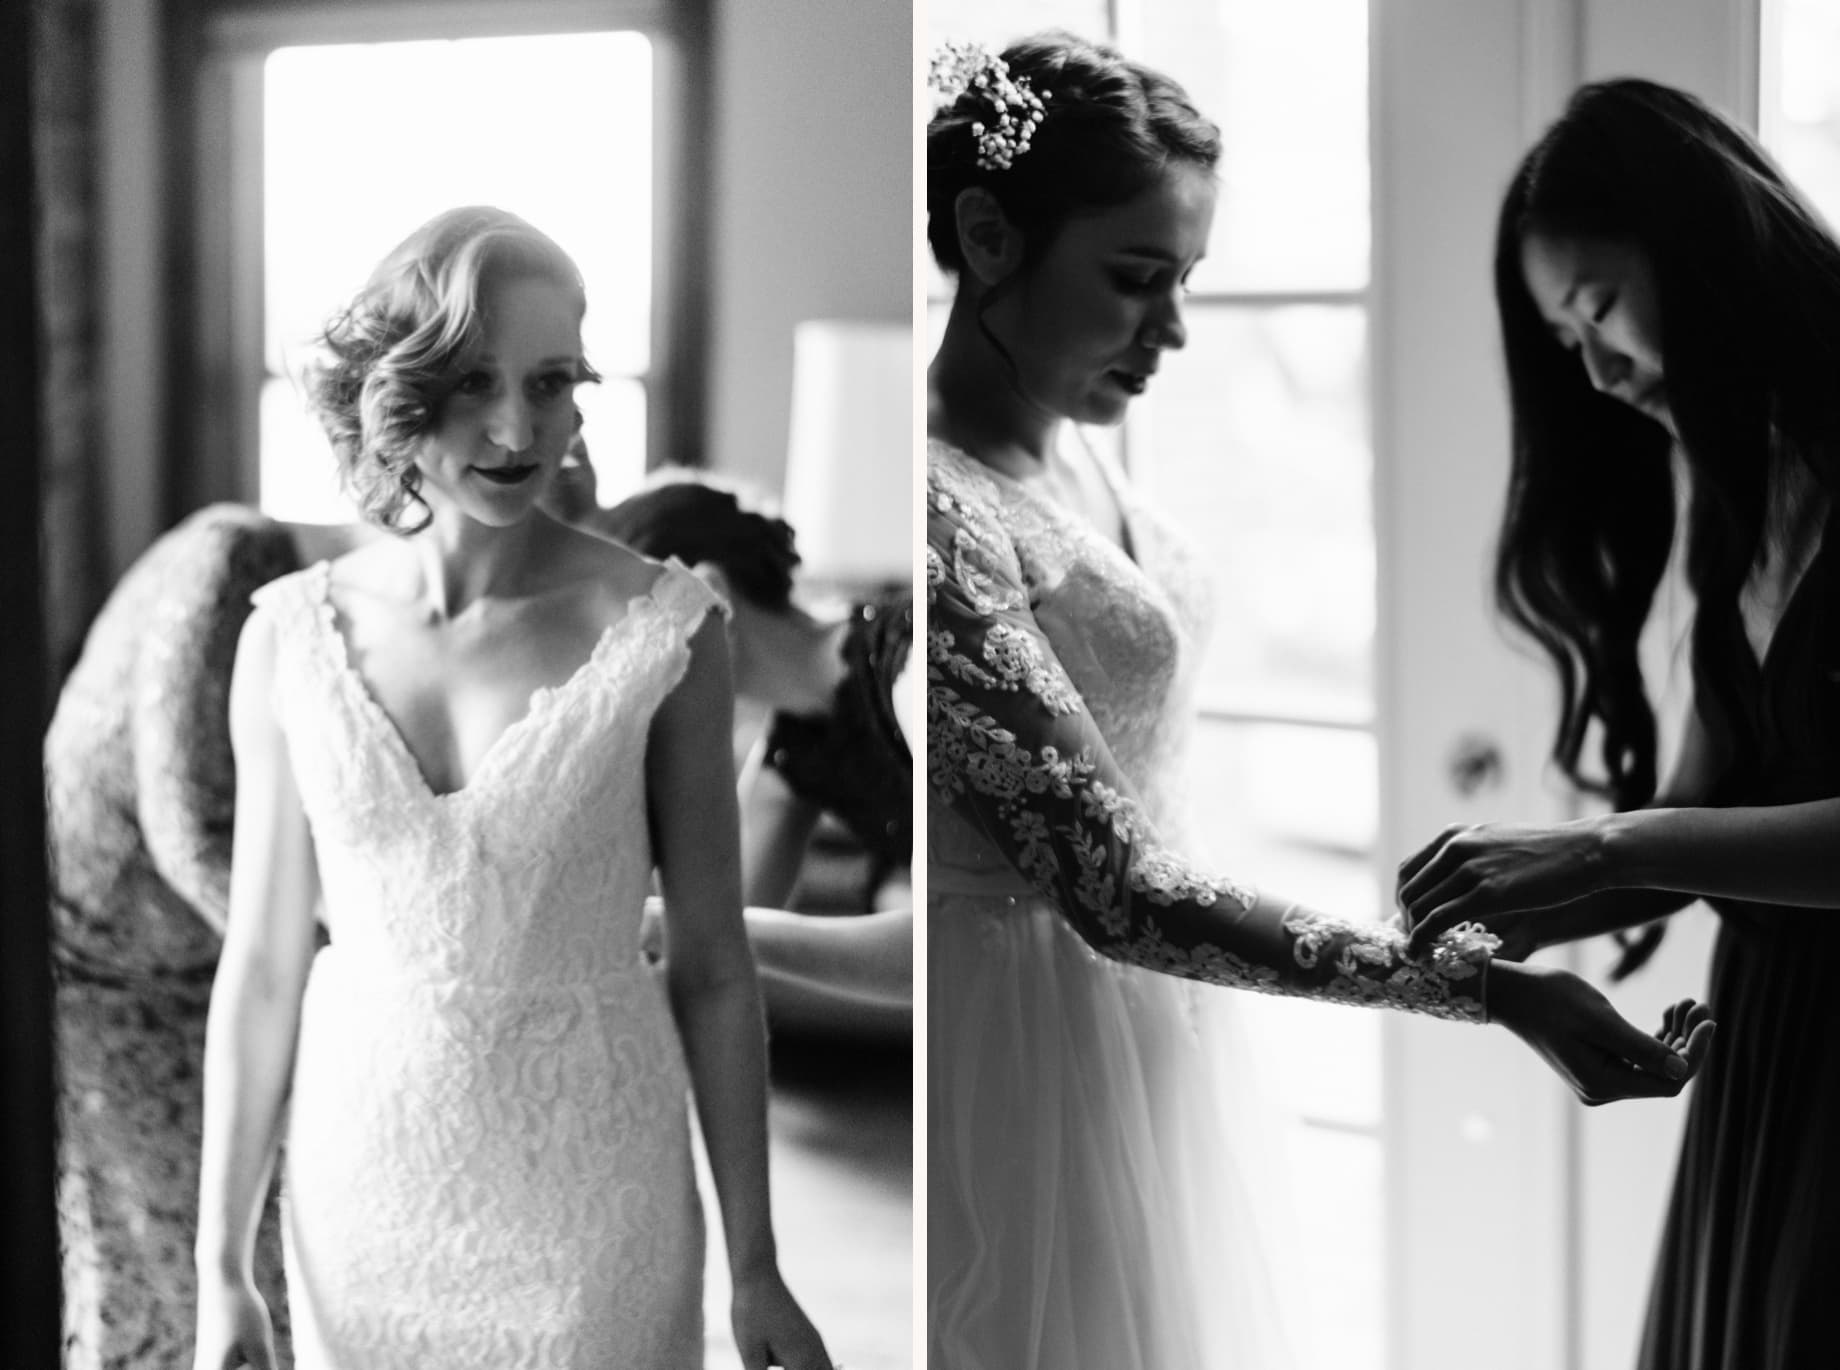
top-left (781, 319), bottom-right (914, 587)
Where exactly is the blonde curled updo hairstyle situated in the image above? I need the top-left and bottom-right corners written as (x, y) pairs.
top-left (307, 206), bottom-right (599, 533)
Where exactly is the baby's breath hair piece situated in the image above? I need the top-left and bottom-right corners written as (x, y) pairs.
top-left (928, 39), bottom-right (1051, 172)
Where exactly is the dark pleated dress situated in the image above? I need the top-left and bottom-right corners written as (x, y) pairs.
top-left (1638, 512), bottom-right (1840, 1370)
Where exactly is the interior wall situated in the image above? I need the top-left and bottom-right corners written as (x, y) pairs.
top-left (705, 0), bottom-right (910, 493)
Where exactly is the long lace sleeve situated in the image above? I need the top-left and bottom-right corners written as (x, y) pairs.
top-left (926, 463), bottom-right (1494, 1022)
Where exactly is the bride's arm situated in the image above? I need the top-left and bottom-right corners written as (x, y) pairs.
top-left (929, 468), bottom-right (1710, 1097)
top-left (135, 514), bottom-right (301, 934)
top-left (928, 469), bottom-right (1491, 1016)
top-left (193, 610), bottom-right (320, 1370)
top-left (648, 614), bottom-right (829, 1370)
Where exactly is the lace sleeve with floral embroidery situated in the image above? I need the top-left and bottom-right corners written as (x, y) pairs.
top-left (926, 463), bottom-right (1493, 1023)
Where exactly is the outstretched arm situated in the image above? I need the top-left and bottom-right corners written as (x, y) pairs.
top-left (193, 610), bottom-right (320, 1370)
top-left (649, 614), bottom-right (830, 1370)
top-left (745, 905), bottom-right (912, 1013)
top-left (928, 466), bottom-right (1492, 1017)
top-left (929, 460), bottom-right (1710, 1099)
top-left (1400, 695), bottom-right (1840, 954)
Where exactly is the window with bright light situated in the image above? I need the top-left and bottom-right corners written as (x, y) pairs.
top-left (254, 30), bottom-right (658, 522)
top-left (1770, 0), bottom-right (1840, 223)
top-left (927, 4), bottom-right (1381, 1366)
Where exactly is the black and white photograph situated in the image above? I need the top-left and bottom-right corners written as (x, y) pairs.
top-left (11, 0), bottom-right (1840, 1367)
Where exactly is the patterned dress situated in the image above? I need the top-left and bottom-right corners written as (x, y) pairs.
top-left (925, 440), bottom-right (1495, 1370)
top-left (48, 505), bottom-right (300, 1369)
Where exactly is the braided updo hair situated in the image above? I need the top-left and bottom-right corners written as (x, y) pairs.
top-left (927, 32), bottom-right (1221, 274)
top-left (306, 206), bottom-right (599, 533)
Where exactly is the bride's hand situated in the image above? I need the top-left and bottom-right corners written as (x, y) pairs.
top-left (1486, 961), bottom-right (1716, 1105)
top-left (1397, 819), bottom-right (1613, 956)
top-left (192, 1274), bottom-right (277, 1370)
top-left (731, 1267), bottom-right (834, 1370)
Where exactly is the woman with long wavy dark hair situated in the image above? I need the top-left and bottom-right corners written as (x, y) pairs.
top-left (1400, 79), bottom-right (1840, 1369)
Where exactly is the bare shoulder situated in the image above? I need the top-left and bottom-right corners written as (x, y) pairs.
top-left (227, 600), bottom-right (286, 736)
top-left (548, 519), bottom-right (672, 619)
top-left (323, 537), bottom-right (413, 602)
top-left (234, 596), bottom-right (283, 663)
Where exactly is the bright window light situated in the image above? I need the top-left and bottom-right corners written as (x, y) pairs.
top-left (260, 31), bottom-right (652, 523)
top-left (1773, 0), bottom-right (1840, 229)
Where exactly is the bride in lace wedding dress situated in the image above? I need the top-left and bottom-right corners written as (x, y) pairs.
top-left (191, 208), bottom-right (830, 1370)
top-left (924, 36), bottom-right (1717, 1370)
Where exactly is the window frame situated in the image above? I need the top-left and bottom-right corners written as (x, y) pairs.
top-left (184, 0), bottom-right (710, 512)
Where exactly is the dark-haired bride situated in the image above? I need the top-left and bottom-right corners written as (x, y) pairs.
top-left (925, 34), bottom-right (1715, 1370)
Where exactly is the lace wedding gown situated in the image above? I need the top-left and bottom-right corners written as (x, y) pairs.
top-left (926, 440), bottom-right (1494, 1370)
top-left (249, 558), bottom-right (721, 1369)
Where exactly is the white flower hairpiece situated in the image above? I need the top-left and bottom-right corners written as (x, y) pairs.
top-left (928, 39), bottom-right (1051, 172)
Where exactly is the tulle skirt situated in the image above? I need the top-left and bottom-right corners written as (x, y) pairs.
top-left (928, 889), bottom-right (1298, 1370)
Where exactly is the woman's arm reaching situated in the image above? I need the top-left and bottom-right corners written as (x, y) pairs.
top-left (745, 905), bottom-right (912, 1013)
top-left (649, 610), bottom-right (832, 1370)
top-left (1400, 693), bottom-right (1840, 954)
top-left (192, 610), bottom-right (321, 1370)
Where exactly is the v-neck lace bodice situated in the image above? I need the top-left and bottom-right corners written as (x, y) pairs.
top-left (307, 560), bottom-right (668, 803)
top-left (251, 557), bottom-right (723, 976)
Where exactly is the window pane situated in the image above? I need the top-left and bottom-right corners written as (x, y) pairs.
top-left (1279, 1124), bottom-right (1383, 1370)
top-left (1143, 0), bottom-right (1368, 292)
top-left (1186, 715), bottom-right (1382, 1363)
top-left (927, 1), bottom-right (1111, 50)
top-left (261, 376), bottom-right (353, 524)
top-left (262, 32), bottom-right (653, 488)
top-left (1775, 0), bottom-right (1840, 227)
top-left (1185, 719), bottom-right (1378, 914)
top-left (1134, 303), bottom-right (1372, 722)
top-left (576, 377), bottom-right (648, 506)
